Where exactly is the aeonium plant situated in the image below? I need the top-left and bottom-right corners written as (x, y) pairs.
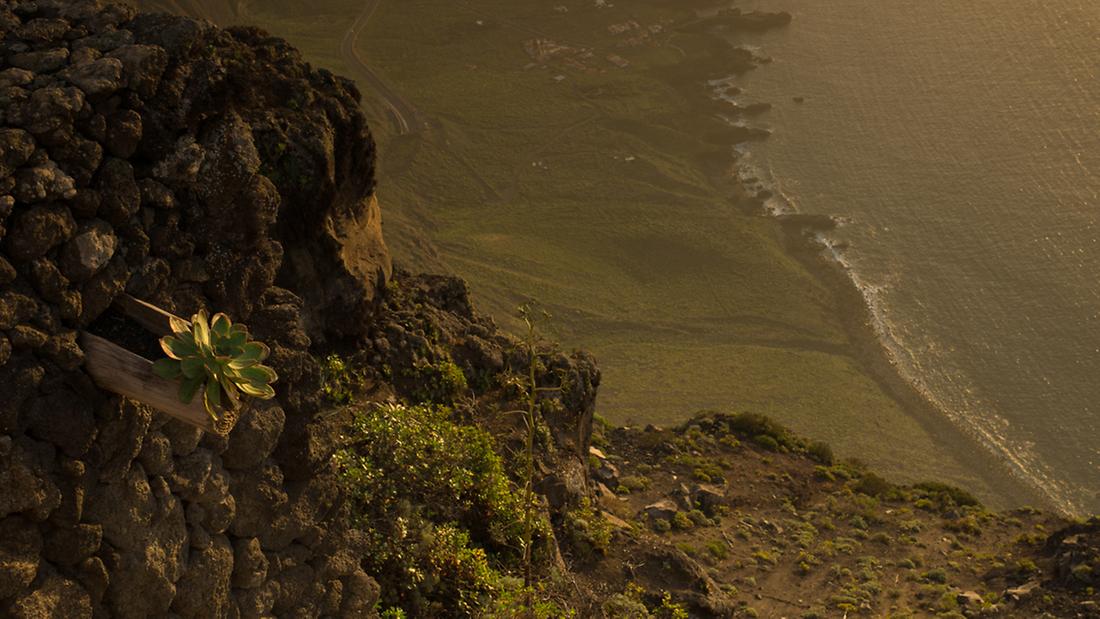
top-left (152, 309), bottom-right (278, 422)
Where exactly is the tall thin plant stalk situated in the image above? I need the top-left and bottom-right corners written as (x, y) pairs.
top-left (518, 304), bottom-right (539, 616)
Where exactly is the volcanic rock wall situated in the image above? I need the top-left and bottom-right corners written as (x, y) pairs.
top-left (0, 0), bottom-right (392, 616)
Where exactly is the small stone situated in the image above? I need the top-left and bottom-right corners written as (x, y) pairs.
top-left (60, 219), bottom-right (116, 281)
top-left (1005, 580), bottom-right (1041, 600)
top-left (0, 68), bottom-right (34, 89)
top-left (95, 157), bottom-right (140, 226)
top-left (602, 511), bottom-right (631, 530)
top-left (643, 500), bottom-right (678, 521)
top-left (0, 127), bottom-right (35, 177)
top-left (692, 483), bottom-right (725, 513)
top-left (0, 292), bottom-right (39, 330)
top-left (7, 572), bottom-right (92, 619)
top-left (41, 330), bottom-right (84, 370)
top-left (0, 256), bottom-right (16, 285)
top-left (12, 87), bottom-right (84, 137)
top-left (105, 109), bottom-right (142, 158)
top-left (9, 324), bottom-right (48, 349)
top-left (223, 402), bottom-right (285, 470)
top-left (73, 29), bottom-right (133, 54)
top-left (75, 557), bottom-right (108, 605)
top-left (232, 537), bottom-right (269, 589)
top-left (12, 160), bottom-right (77, 203)
top-left (28, 257), bottom-right (69, 303)
top-left (957, 591), bottom-right (984, 607)
top-left (15, 18), bottom-right (70, 44)
top-left (171, 535), bottom-right (233, 618)
top-left (0, 516), bottom-right (42, 599)
top-left (592, 459), bottom-right (620, 486)
top-left (43, 523), bottom-right (102, 567)
top-left (59, 290), bottom-right (82, 324)
top-left (8, 48), bottom-right (70, 73)
top-left (68, 46), bottom-right (101, 66)
top-left (107, 44), bottom-right (168, 97)
top-left (138, 178), bottom-right (176, 209)
top-left (58, 56), bottom-right (123, 97)
top-left (137, 432), bottom-right (173, 477)
top-left (4, 203), bottom-right (76, 262)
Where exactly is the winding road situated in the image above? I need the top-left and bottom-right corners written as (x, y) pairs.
top-left (340, 0), bottom-right (420, 135)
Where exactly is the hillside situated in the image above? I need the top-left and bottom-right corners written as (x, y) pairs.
top-left (0, 1), bottom-right (1096, 618)
top-left (123, 0), bottom-right (1056, 511)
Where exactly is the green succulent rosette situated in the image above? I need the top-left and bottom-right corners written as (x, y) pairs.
top-left (152, 309), bottom-right (278, 421)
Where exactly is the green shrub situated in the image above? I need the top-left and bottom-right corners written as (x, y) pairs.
top-left (319, 354), bottom-right (364, 404)
top-left (1072, 563), bottom-right (1094, 583)
top-left (487, 582), bottom-right (576, 618)
top-left (706, 540), bottom-right (730, 561)
top-left (657, 592), bottom-right (689, 619)
top-left (725, 413), bottom-right (798, 449)
top-left (752, 549), bottom-right (778, 565)
top-left (672, 511), bottom-right (695, 531)
top-left (408, 357), bottom-right (469, 404)
top-left (334, 403), bottom-right (545, 617)
top-left (618, 475), bottom-right (652, 493)
top-left (562, 499), bottom-right (612, 562)
top-left (913, 482), bottom-right (980, 508)
top-left (687, 509), bottom-right (711, 527)
top-left (853, 472), bottom-right (893, 498)
top-left (921, 568), bottom-right (948, 584)
top-left (806, 440), bottom-right (835, 465)
top-left (752, 434), bottom-right (780, 452)
top-left (1015, 558), bottom-right (1040, 578)
top-left (602, 594), bottom-right (650, 618)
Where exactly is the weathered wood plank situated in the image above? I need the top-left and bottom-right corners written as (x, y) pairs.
top-left (81, 332), bottom-right (215, 433)
top-left (113, 293), bottom-right (189, 337)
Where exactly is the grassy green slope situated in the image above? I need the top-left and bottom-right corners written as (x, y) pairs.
top-left (141, 0), bottom-right (1017, 505)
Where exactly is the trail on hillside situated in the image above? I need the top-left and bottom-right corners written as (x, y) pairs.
top-left (340, 0), bottom-right (421, 135)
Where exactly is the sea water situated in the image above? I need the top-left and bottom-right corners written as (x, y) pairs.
top-left (734, 0), bottom-right (1100, 514)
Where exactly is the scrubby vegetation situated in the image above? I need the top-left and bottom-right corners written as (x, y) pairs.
top-left (334, 402), bottom-right (550, 617)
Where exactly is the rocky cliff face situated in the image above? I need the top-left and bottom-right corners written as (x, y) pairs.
top-left (0, 1), bottom-right (397, 616)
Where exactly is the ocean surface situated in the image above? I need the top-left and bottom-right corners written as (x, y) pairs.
top-left (732, 0), bottom-right (1100, 514)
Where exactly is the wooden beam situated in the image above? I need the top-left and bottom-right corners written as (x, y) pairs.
top-left (81, 332), bottom-right (216, 433)
top-left (113, 293), bottom-right (188, 337)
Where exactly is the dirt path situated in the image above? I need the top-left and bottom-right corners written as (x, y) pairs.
top-left (340, 0), bottom-right (420, 135)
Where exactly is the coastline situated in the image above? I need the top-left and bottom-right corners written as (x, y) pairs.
top-left (776, 218), bottom-right (1057, 511)
top-left (682, 7), bottom-right (1058, 512)
top-left (191, 0), bottom-right (1070, 513)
